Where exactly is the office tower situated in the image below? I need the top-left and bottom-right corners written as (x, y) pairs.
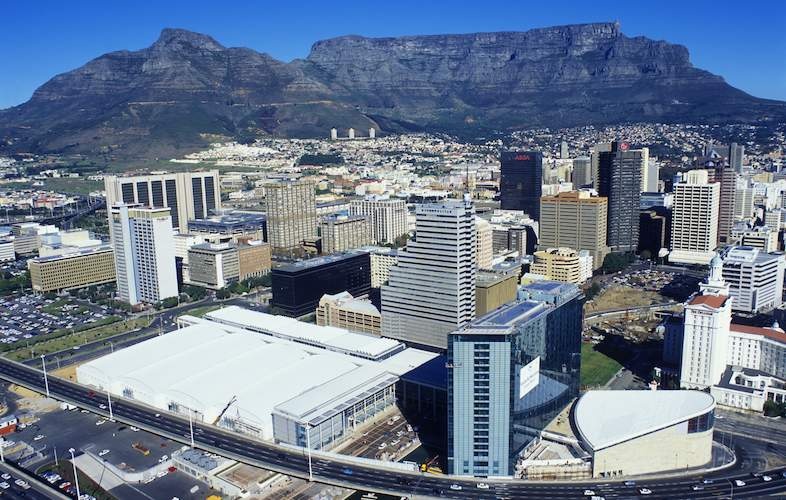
top-left (539, 191), bottom-right (609, 269)
top-left (733, 185), bottom-right (755, 220)
top-left (731, 224), bottom-right (778, 252)
top-left (237, 240), bottom-right (272, 280)
top-left (641, 156), bottom-right (659, 193)
top-left (571, 157), bottom-right (592, 187)
top-left (560, 140), bottom-right (569, 159)
top-left (104, 171), bottom-right (221, 233)
top-left (499, 151), bottom-right (543, 221)
top-left (366, 247), bottom-right (398, 288)
top-left (712, 165), bottom-right (738, 244)
top-left (319, 214), bottom-right (371, 254)
top-left (381, 197), bottom-right (476, 350)
top-left (349, 195), bottom-right (408, 245)
top-left (597, 142), bottom-right (643, 252)
top-left (316, 291), bottom-right (381, 335)
top-left (638, 208), bottom-right (671, 258)
top-left (721, 246), bottom-right (785, 313)
top-left (637, 147), bottom-right (651, 192)
top-left (680, 255), bottom-right (732, 389)
top-left (730, 142), bottom-right (745, 173)
top-left (187, 211), bottom-right (267, 244)
top-left (264, 179), bottom-right (318, 255)
top-left (531, 248), bottom-right (592, 284)
top-left (186, 243), bottom-right (240, 289)
top-left (271, 251), bottom-right (371, 317)
top-left (448, 281), bottom-right (582, 476)
top-left (669, 170), bottom-right (720, 265)
top-left (11, 223), bottom-right (58, 255)
top-left (475, 217), bottom-right (493, 270)
top-left (110, 204), bottom-right (178, 305)
top-left (0, 239), bottom-right (14, 262)
top-left (28, 245), bottom-right (116, 293)
top-left (475, 271), bottom-right (518, 316)
top-left (590, 142), bottom-right (613, 190)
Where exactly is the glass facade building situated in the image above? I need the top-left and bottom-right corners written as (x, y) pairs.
top-left (447, 280), bottom-right (583, 477)
top-left (271, 251), bottom-right (371, 317)
top-left (499, 151), bottom-right (543, 221)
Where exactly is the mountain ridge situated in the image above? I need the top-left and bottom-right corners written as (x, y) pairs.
top-left (1, 23), bottom-right (783, 158)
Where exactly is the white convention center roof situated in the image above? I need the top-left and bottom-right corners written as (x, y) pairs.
top-left (574, 390), bottom-right (715, 451)
top-left (76, 316), bottom-right (404, 440)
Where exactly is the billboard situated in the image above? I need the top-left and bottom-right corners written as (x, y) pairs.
top-left (519, 356), bottom-right (540, 399)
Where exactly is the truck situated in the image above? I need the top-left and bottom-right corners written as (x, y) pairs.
top-left (132, 442), bottom-right (150, 456)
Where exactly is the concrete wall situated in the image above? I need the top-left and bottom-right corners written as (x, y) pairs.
top-left (592, 421), bottom-right (712, 477)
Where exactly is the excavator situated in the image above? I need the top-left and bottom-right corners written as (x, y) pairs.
top-left (211, 396), bottom-right (238, 425)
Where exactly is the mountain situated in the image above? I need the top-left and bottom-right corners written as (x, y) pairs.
top-left (1, 23), bottom-right (783, 158)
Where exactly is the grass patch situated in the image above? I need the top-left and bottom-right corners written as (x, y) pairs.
top-left (2, 178), bottom-right (102, 196)
top-left (187, 304), bottom-right (221, 318)
top-left (37, 461), bottom-right (114, 500)
top-left (581, 342), bottom-right (622, 388)
top-left (5, 316), bottom-right (152, 361)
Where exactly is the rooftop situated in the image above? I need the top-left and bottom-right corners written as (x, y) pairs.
top-left (689, 295), bottom-right (729, 309)
top-left (31, 244), bottom-right (112, 263)
top-left (574, 390), bottom-right (715, 451)
top-left (274, 250), bottom-right (367, 272)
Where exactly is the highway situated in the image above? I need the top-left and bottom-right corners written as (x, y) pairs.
top-left (1, 358), bottom-right (786, 499)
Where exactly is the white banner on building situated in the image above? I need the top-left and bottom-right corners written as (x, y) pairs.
top-left (519, 356), bottom-right (540, 399)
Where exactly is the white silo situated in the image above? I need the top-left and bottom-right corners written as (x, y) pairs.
top-left (348, 128), bottom-right (355, 140)
top-left (330, 128), bottom-right (338, 140)
top-left (369, 128), bottom-right (376, 139)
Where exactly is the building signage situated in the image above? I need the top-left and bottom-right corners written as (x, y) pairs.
top-left (519, 356), bottom-right (540, 398)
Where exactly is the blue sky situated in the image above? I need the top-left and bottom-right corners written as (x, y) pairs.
top-left (2, 0), bottom-right (785, 109)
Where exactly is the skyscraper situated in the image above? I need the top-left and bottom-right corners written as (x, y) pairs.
top-left (597, 142), bottom-right (643, 252)
top-left (712, 164), bottom-right (738, 244)
top-left (475, 216), bottom-right (493, 270)
top-left (669, 170), bottom-right (720, 265)
top-left (539, 191), bottom-right (609, 269)
top-left (264, 179), bottom-right (318, 255)
top-left (110, 204), bottom-right (178, 305)
top-left (381, 197), bottom-right (476, 350)
top-left (104, 171), bottom-right (221, 233)
top-left (349, 195), bottom-right (408, 245)
top-left (571, 157), bottom-right (592, 188)
top-left (499, 151), bottom-right (543, 221)
top-left (448, 281), bottom-right (583, 476)
top-left (730, 142), bottom-right (745, 173)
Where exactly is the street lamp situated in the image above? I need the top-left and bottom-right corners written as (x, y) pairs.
top-left (305, 424), bottom-right (314, 482)
top-left (68, 448), bottom-right (81, 500)
top-left (187, 408), bottom-right (195, 449)
top-left (107, 392), bottom-right (114, 421)
top-left (41, 355), bottom-right (50, 398)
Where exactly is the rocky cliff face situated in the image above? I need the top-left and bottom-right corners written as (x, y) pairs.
top-left (1, 24), bottom-right (783, 157)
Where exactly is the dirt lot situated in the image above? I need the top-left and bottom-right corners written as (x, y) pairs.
top-left (585, 285), bottom-right (667, 313)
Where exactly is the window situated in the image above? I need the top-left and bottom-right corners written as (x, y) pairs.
top-left (687, 410), bottom-right (714, 433)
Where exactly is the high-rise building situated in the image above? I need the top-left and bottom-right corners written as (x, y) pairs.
top-left (712, 165), bottom-right (738, 244)
top-left (319, 214), bottom-right (371, 254)
top-left (638, 208), bottom-right (671, 258)
top-left (264, 179), bottom-right (318, 255)
top-left (475, 271), bottom-right (518, 316)
top-left (475, 217), bottom-right (493, 270)
top-left (669, 170), bottom-right (720, 265)
top-left (104, 171), bottom-right (221, 233)
top-left (187, 211), bottom-right (267, 244)
top-left (730, 142), bottom-right (745, 173)
top-left (539, 191), bottom-right (609, 269)
top-left (560, 140), bottom-right (569, 159)
top-left (590, 142), bottom-right (613, 190)
top-left (733, 185), bottom-right (755, 221)
top-left (349, 196), bottom-right (408, 245)
top-left (448, 281), bottom-right (582, 476)
top-left (365, 247), bottom-right (398, 289)
top-left (531, 247), bottom-right (593, 284)
top-left (187, 243), bottom-right (240, 289)
top-left (381, 197), bottom-right (476, 350)
top-left (680, 255), bottom-right (732, 389)
top-left (721, 246), bottom-right (785, 313)
top-left (596, 142), bottom-right (643, 252)
top-left (731, 224), bottom-right (779, 252)
top-left (110, 204), bottom-right (178, 305)
top-left (571, 157), bottom-right (592, 188)
top-left (499, 151), bottom-right (543, 221)
top-left (638, 147), bottom-right (651, 192)
top-left (237, 240), bottom-right (271, 280)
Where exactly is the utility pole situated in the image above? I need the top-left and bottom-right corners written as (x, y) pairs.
top-left (107, 392), bottom-right (114, 421)
top-left (68, 448), bottom-right (81, 500)
top-left (306, 424), bottom-right (313, 482)
top-left (41, 355), bottom-right (50, 398)
top-left (188, 408), bottom-right (195, 449)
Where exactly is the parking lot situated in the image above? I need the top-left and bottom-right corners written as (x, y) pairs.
top-left (0, 294), bottom-right (116, 345)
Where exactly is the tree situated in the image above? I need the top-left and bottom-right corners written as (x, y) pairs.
top-left (183, 285), bottom-right (207, 301)
top-left (216, 288), bottom-right (231, 300)
top-left (602, 252), bottom-right (634, 274)
top-left (393, 233), bottom-right (410, 248)
top-left (585, 282), bottom-right (602, 300)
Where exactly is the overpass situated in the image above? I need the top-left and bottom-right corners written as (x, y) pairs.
top-left (0, 357), bottom-right (785, 499)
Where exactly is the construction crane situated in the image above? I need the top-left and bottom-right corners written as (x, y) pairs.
top-left (212, 395), bottom-right (238, 425)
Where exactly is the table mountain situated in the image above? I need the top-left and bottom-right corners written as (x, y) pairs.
top-left (1, 23), bottom-right (783, 158)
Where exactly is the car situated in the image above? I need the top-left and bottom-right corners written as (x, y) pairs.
top-left (377, 442), bottom-right (387, 450)
top-left (624, 480), bottom-right (636, 486)
top-left (391, 439), bottom-right (400, 446)
top-left (735, 480), bottom-right (746, 487)
top-left (342, 468), bottom-right (353, 475)
top-left (14, 479), bottom-right (29, 489)
top-left (80, 409), bottom-right (90, 413)
top-left (449, 484), bottom-right (462, 491)
top-left (702, 479), bottom-right (715, 484)
top-left (0, 473), bottom-right (9, 480)
top-left (763, 475), bottom-right (773, 482)
top-left (639, 488), bottom-right (652, 495)
top-left (154, 413), bottom-right (161, 417)
top-left (158, 454), bottom-right (169, 463)
top-left (99, 404), bottom-right (107, 409)
top-left (583, 490), bottom-right (596, 497)
top-left (692, 485), bottom-right (705, 491)
top-left (0, 482), bottom-right (8, 490)
top-left (156, 470), bottom-right (168, 478)
top-left (96, 419), bottom-right (106, 426)
top-left (98, 449), bottom-right (110, 457)
top-left (59, 482), bottom-right (72, 490)
top-left (477, 482), bottom-right (490, 489)
top-left (33, 434), bottom-right (45, 441)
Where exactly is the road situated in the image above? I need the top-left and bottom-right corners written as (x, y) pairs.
top-left (584, 301), bottom-right (677, 321)
top-left (2, 359), bottom-right (786, 498)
